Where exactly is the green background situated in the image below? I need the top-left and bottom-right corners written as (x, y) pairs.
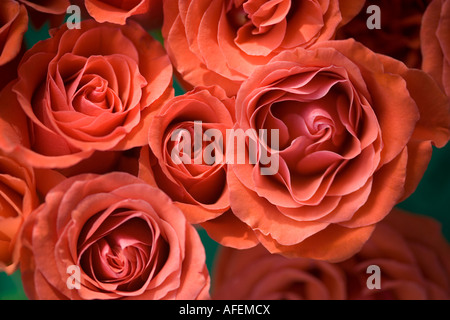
top-left (0, 20), bottom-right (449, 300)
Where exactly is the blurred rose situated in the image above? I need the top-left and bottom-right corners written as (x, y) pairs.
top-left (341, 209), bottom-right (450, 299)
top-left (162, 0), bottom-right (365, 96)
top-left (19, 172), bottom-right (210, 300)
top-left (213, 209), bottom-right (450, 300)
top-left (0, 150), bottom-right (38, 275)
top-left (0, 20), bottom-right (173, 170)
top-left (228, 39), bottom-right (450, 262)
top-left (421, 0), bottom-right (450, 97)
top-left (19, 0), bottom-right (70, 29)
top-left (337, 0), bottom-right (431, 69)
top-left (213, 244), bottom-right (347, 299)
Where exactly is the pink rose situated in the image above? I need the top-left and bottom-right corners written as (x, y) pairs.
top-left (19, 172), bottom-right (210, 300)
top-left (0, 20), bottom-right (173, 170)
top-left (139, 86), bottom-right (234, 223)
top-left (227, 39), bottom-right (450, 261)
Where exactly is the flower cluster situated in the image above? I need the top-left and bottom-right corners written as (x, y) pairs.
top-left (0, 0), bottom-right (449, 300)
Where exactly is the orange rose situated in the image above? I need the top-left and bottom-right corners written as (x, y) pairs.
top-left (213, 209), bottom-right (450, 300)
top-left (336, 0), bottom-right (432, 69)
top-left (421, 0), bottom-right (450, 97)
top-left (0, 20), bottom-right (173, 170)
top-left (139, 86), bottom-right (234, 224)
top-left (19, 172), bottom-right (210, 300)
top-left (0, 150), bottom-right (39, 275)
top-left (228, 39), bottom-right (450, 262)
top-left (79, 0), bottom-right (162, 28)
top-left (162, 0), bottom-right (365, 96)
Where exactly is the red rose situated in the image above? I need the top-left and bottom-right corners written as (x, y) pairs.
top-left (162, 0), bottom-right (365, 96)
top-left (19, 172), bottom-right (210, 300)
top-left (213, 209), bottom-right (450, 300)
top-left (227, 39), bottom-right (450, 262)
top-left (0, 20), bottom-right (173, 170)
top-left (421, 0), bottom-right (450, 97)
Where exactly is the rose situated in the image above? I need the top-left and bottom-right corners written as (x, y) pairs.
top-left (162, 0), bottom-right (365, 96)
top-left (0, 150), bottom-right (39, 275)
top-left (76, 0), bottom-right (163, 28)
top-left (139, 86), bottom-right (234, 224)
top-left (0, 0), bottom-right (27, 67)
top-left (139, 85), bottom-right (258, 248)
top-left (336, 0), bottom-right (432, 69)
top-left (19, 172), bottom-right (210, 300)
top-left (212, 209), bottom-right (450, 300)
top-left (0, 19), bottom-right (173, 170)
top-left (421, 0), bottom-right (450, 97)
top-left (228, 39), bottom-right (450, 262)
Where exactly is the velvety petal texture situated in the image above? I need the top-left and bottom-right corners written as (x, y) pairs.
top-left (19, 172), bottom-right (210, 300)
top-left (421, 0), bottom-right (450, 97)
top-left (0, 150), bottom-right (38, 275)
top-left (0, 19), bottom-right (173, 170)
top-left (139, 86), bottom-right (242, 230)
top-left (213, 209), bottom-right (450, 300)
top-left (162, 0), bottom-right (366, 96)
top-left (228, 39), bottom-right (450, 262)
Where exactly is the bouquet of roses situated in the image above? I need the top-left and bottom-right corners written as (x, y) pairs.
top-left (0, 0), bottom-right (449, 300)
